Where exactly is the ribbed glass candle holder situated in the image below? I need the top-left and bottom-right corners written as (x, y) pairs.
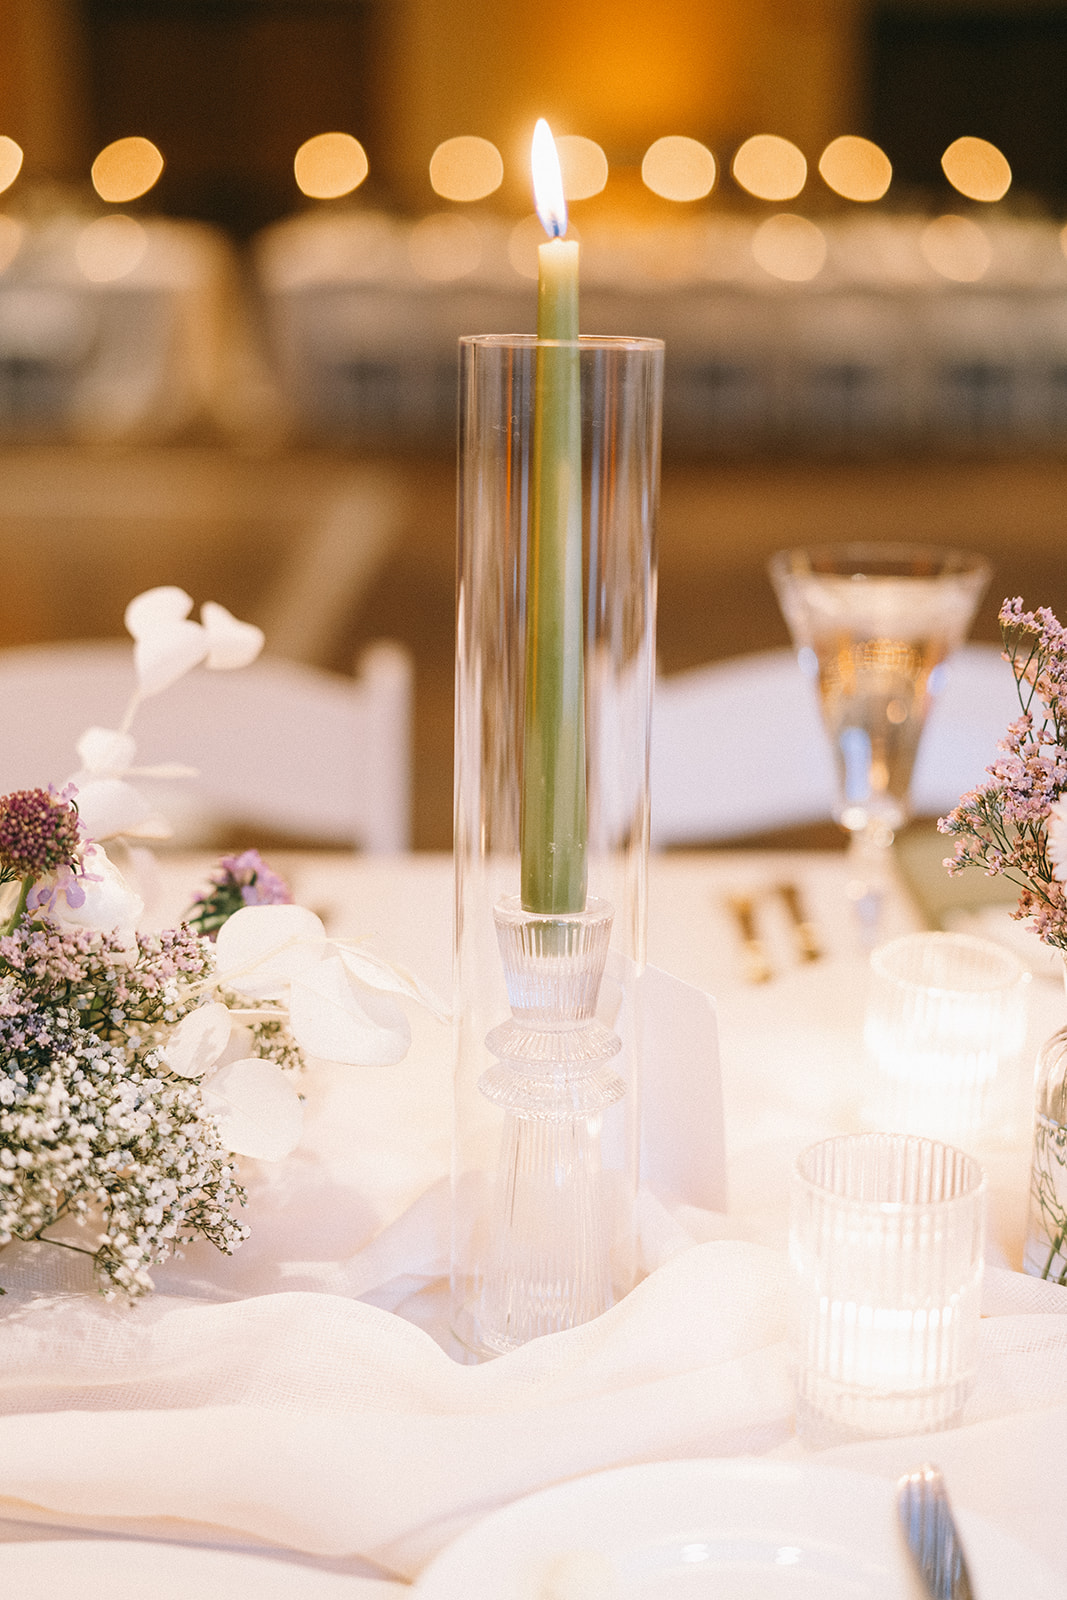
top-left (863, 931), bottom-right (1029, 1148)
top-left (790, 1132), bottom-right (986, 1447)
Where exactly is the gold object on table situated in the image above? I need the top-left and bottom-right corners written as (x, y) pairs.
top-left (776, 880), bottom-right (822, 962)
top-left (725, 892), bottom-right (773, 984)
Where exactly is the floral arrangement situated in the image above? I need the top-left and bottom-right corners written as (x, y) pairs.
top-left (0, 589), bottom-right (438, 1299)
top-left (938, 596), bottom-right (1067, 949)
top-left (939, 596), bottom-right (1067, 1285)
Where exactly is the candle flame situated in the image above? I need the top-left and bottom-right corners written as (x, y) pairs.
top-left (532, 118), bottom-right (567, 239)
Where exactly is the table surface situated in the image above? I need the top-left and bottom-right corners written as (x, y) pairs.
top-left (0, 848), bottom-right (1063, 1596)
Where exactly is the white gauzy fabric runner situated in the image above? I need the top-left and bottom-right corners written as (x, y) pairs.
top-left (0, 1216), bottom-right (1064, 1582)
top-left (0, 852), bottom-right (1063, 1589)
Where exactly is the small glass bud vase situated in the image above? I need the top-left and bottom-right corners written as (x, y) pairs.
top-left (452, 334), bottom-right (663, 1359)
top-left (1023, 1020), bottom-right (1067, 1283)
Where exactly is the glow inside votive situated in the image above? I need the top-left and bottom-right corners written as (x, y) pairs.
top-left (863, 931), bottom-right (1028, 1146)
top-left (790, 1132), bottom-right (986, 1447)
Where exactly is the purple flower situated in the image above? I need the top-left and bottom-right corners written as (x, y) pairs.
top-left (0, 787), bottom-right (83, 880)
top-left (218, 850), bottom-right (293, 908)
top-left (186, 849), bottom-right (292, 940)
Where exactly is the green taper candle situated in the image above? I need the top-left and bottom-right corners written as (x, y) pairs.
top-left (521, 119), bottom-right (587, 915)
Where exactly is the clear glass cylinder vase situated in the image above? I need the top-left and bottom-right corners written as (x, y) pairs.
top-left (452, 333), bottom-right (664, 1358)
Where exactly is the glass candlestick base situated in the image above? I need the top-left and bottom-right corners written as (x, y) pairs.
top-left (475, 897), bottom-right (623, 1356)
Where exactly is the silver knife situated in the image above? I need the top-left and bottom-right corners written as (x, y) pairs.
top-left (896, 1464), bottom-right (974, 1600)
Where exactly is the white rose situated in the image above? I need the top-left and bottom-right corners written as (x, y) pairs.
top-left (37, 842), bottom-right (144, 939)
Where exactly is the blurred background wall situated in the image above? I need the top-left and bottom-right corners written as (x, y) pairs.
top-left (7, 2), bottom-right (1067, 224)
top-left (0, 0), bottom-right (1065, 849)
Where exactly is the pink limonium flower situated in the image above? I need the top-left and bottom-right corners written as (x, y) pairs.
top-left (938, 597), bottom-right (1067, 953)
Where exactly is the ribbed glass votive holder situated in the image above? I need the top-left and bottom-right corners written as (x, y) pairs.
top-left (863, 930), bottom-right (1029, 1148)
top-left (790, 1131), bottom-right (986, 1447)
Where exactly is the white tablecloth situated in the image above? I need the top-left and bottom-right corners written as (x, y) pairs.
top-left (0, 850), bottom-right (1063, 1596)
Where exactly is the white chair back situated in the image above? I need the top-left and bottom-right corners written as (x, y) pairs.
top-left (0, 638), bottom-right (413, 852)
top-left (650, 643), bottom-right (1018, 846)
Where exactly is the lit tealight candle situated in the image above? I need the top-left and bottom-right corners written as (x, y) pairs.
top-left (521, 119), bottom-right (586, 915)
top-left (863, 932), bottom-right (1029, 1147)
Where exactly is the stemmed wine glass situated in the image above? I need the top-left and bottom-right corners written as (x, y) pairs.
top-left (769, 543), bottom-right (990, 941)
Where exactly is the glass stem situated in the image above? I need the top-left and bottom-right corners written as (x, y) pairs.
top-left (845, 819), bottom-right (895, 948)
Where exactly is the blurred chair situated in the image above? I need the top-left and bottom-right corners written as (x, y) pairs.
top-left (255, 468), bottom-right (408, 666)
top-left (650, 643), bottom-right (1018, 846)
top-left (0, 639), bottom-right (413, 852)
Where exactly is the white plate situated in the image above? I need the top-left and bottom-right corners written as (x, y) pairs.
top-left (412, 1459), bottom-right (1062, 1599)
top-left (0, 1538), bottom-right (380, 1599)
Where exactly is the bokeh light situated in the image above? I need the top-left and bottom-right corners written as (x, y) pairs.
top-left (408, 213), bottom-right (482, 280)
top-left (752, 213), bottom-right (827, 281)
top-left (75, 214), bottom-right (149, 282)
top-left (920, 214), bottom-right (992, 281)
top-left (429, 136), bottom-right (503, 202)
top-left (294, 132), bottom-right (368, 199)
top-left (941, 136), bottom-right (1011, 203)
top-left (0, 215), bottom-right (24, 273)
top-left (91, 136), bottom-right (164, 203)
top-left (818, 135), bottom-right (892, 202)
top-left (641, 136), bottom-right (716, 201)
top-left (556, 135), bottom-right (609, 200)
top-left (0, 138), bottom-right (23, 197)
top-left (732, 135), bottom-right (807, 201)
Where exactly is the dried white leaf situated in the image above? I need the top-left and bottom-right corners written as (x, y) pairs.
top-left (162, 1002), bottom-right (232, 1079)
top-left (214, 903), bottom-right (330, 1000)
top-left (124, 586), bottom-right (195, 639)
top-left (201, 600), bottom-right (265, 670)
top-left (75, 726), bottom-right (137, 776)
top-left (204, 1057), bottom-right (304, 1161)
top-left (337, 943), bottom-right (449, 1022)
top-left (133, 619), bottom-right (209, 697)
top-left (71, 776), bottom-right (172, 842)
top-left (288, 953), bottom-right (410, 1065)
